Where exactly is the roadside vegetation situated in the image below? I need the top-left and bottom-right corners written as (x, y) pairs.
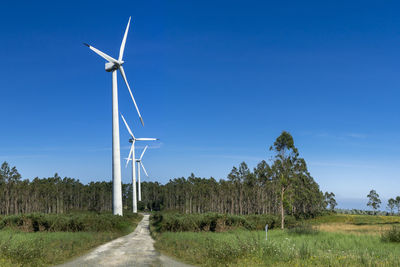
top-left (151, 212), bottom-right (296, 233)
top-left (0, 212), bottom-right (142, 266)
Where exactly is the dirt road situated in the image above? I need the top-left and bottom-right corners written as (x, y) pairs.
top-left (58, 214), bottom-right (192, 267)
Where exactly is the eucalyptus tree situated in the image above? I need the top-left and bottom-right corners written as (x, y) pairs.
top-left (367, 189), bottom-right (381, 214)
top-left (270, 131), bottom-right (301, 229)
top-left (387, 198), bottom-right (396, 215)
top-left (0, 145), bottom-right (326, 217)
top-left (395, 196), bottom-right (400, 215)
top-left (0, 162), bottom-right (21, 214)
top-left (324, 192), bottom-right (337, 211)
top-left (254, 160), bottom-right (273, 214)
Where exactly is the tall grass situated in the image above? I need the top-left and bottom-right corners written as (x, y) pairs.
top-left (155, 230), bottom-right (400, 266)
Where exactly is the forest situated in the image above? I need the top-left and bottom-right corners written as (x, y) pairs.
top-left (0, 132), bottom-right (330, 224)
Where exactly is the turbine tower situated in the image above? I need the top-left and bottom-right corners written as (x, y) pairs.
top-left (121, 114), bottom-right (157, 213)
top-left (136, 145), bottom-right (149, 201)
top-left (84, 17), bottom-right (143, 216)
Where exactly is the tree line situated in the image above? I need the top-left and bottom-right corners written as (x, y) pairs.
top-left (141, 131), bottom-right (328, 229)
top-left (366, 189), bottom-right (400, 215)
top-left (1, 131), bottom-right (333, 228)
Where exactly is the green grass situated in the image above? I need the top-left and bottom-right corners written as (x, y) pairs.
top-left (0, 212), bottom-right (143, 266)
top-left (155, 229), bottom-right (400, 266)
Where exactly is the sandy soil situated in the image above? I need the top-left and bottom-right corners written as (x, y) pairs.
top-left (57, 214), bottom-right (193, 267)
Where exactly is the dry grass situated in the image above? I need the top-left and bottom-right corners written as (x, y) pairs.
top-left (309, 214), bottom-right (400, 235)
top-left (310, 214), bottom-right (400, 225)
top-left (315, 223), bottom-right (396, 235)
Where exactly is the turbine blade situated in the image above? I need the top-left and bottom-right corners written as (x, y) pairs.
top-left (119, 66), bottom-right (144, 126)
top-left (136, 138), bottom-right (157, 141)
top-left (119, 17), bottom-right (131, 62)
top-left (126, 144), bottom-right (134, 167)
top-left (125, 158), bottom-right (131, 168)
top-left (83, 43), bottom-right (119, 64)
top-left (120, 113), bottom-right (135, 138)
top-left (140, 145), bottom-right (148, 160)
top-left (140, 162), bottom-right (148, 177)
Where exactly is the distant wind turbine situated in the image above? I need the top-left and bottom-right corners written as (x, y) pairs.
top-left (84, 17), bottom-right (143, 216)
top-left (121, 114), bottom-right (157, 213)
top-left (136, 145), bottom-right (149, 201)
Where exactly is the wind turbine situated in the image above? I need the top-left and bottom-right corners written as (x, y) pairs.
top-left (136, 145), bottom-right (149, 201)
top-left (121, 114), bottom-right (157, 213)
top-left (84, 17), bottom-right (143, 216)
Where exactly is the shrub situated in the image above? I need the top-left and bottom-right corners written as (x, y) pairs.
top-left (0, 212), bottom-right (140, 233)
top-left (287, 223), bottom-right (319, 235)
top-left (381, 226), bottom-right (400, 242)
top-left (151, 212), bottom-right (298, 233)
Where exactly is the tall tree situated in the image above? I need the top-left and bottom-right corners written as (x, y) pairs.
top-left (387, 198), bottom-right (396, 215)
top-left (367, 189), bottom-right (381, 213)
top-left (395, 196), bottom-right (400, 215)
top-left (270, 131), bottom-right (300, 229)
top-left (324, 192), bottom-right (337, 211)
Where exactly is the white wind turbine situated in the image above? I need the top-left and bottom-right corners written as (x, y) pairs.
top-left (121, 114), bottom-right (157, 213)
top-left (84, 17), bottom-right (143, 216)
top-left (135, 145), bottom-right (149, 202)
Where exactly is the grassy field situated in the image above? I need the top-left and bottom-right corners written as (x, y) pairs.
top-left (0, 212), bottom-right (143, 266)
top-left (153, 213), bottom-right (400, 266)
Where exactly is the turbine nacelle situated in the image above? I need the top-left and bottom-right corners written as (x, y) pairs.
top-left (105, 62), bottom-right (119, 72)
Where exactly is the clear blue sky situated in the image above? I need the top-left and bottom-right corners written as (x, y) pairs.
top-left (1, 1), bottom-right (400, 210)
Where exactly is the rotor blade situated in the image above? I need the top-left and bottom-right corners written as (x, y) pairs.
top-left (136, 138), bottom-right (157, 141)
top-left (126, 144), bottom-right (134, 168)
top-left (124, 157), bottom-right (132, 168)
top-left (140, 162), bottom-right (148, 177)
top-left (140, 145), bottom-right (148, 160)
top-left (119, 17), bottom-right (131, 62)
top-left (83, 43), bottom-right (119, 64)
top-left (119, 66), bottom-right (144, 126)
top-left (120, 114), bottom-right (135, 138)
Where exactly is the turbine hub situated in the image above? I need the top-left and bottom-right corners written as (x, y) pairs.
top-left (105, 62), bottom-right (119, 72)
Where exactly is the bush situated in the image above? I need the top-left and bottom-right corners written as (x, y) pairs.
top-left (381, 226), bottom-right (400, 242)
top-left (151, 212), bottom-right (298, 233)
top-left (0, 212), bottom-right (141, 233)
top-left (287, 223), bottom-right (319, 235)
top-left (245, 214), bottom-right (278, 230)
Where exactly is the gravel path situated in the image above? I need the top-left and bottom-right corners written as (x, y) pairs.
top-left (57, 214), bottom-right (193, 267)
